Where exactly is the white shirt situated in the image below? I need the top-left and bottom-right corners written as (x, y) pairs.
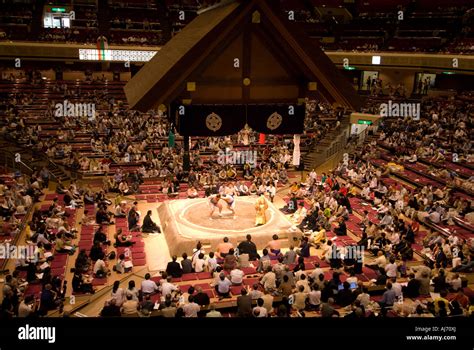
top-left (230, 269), bottom-right (244, 284)
top-left (449, 278), bottom-right (462, 291)
top-left (93, 259), bottom-right (106, 274)
top-left (183, 302), bottom-right (201, 317)
top-left (385, 263), bottom-right (398, 278)
top-left (390, 233), bottom-right (400, 245)
top-left (392, 282), bottom-right (402, 298)
top-left (194, 258), bottom-right (206, 273)
top-left (253, 306), bottom-right (268, 317)
top-left (206, 310), bottom-right (223, 317)
top-left (380, 214), bottom-right (393, 226)
top-left (375, 255), bottom-right (387, 268)
top-left (310, 268), bottom-right (324, 280)
top-left (294, 270), bottom-right (306, 281)
top-left (308, 290), bottom-right (321, 306)
top-left (346, 276), bottom-right (358, 284)
top-left (356, 293), bottom-right (370, 307)
top-left (296, 280), bottom-right (310, 293)
top-left (111, 288), bottom-right (126, 306)
top-left (206, 258), bottom-right (218, 271)
top-left (267, 186), bottom-right (276, 196)
top-left (429, 211), bottom-right (441, 223)
top-left (18, 301), bottom-right (33, 317)
top-left (361, 186), bottom-right (371, 198)
top-left (141, 279), bottom-right (158, 294)
top-left (261, 271), bottom-right (276, 290)
top-left (160, 281), bottom-right (178, 296)
top-left (250, 290), bottom-right (263, 300)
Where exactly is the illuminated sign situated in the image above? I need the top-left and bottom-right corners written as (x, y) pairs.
top-left (372, 55), bottom-right (381, 65)
top-left (78, 49), bottom-right (157, 62)
top-left (51, 7), bottom-right (66, 12)
top-left (357, 120), bottom-right (372, 125)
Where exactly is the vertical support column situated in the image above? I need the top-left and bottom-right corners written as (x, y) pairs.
top-left (155, 0), bottom-right (172, 43)
top-left (97, 0), bottom-right (110, 37)
top-left (242, 26), bottom-right (252, 102)
top-left (31, 0), bottom-right (46, 38)
top-left (183, 135), bottom-right (190, 172)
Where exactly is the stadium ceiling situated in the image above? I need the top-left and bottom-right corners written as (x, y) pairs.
top-left (124, 0), bottom-right (362, 111)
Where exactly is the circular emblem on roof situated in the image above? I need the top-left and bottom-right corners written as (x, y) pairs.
top-left (267, 112), bottom-right (282, 130)
top-left (206, 112), bottom-right (222, 132)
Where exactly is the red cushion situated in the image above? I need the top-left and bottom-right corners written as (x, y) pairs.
top-left (196, 272), bottom-right (212, 280)
top-left (356, 274), bottom-right (370, 282)
top-left (339, 273), bottom-right (347, 282)
top-left (463, 287), bottom-right (474, 299)
top-left (132, 252), bottom-right (146, 259)
top-left (203, 289), bottom-right (215, 299)
top-left (133, 258), bottom-right (147, 266)
top-left (230, 285), bottom-right (243, 296)
top-left (362, 267), bottom-right (378, 280)
top-left (243, 278), bottom-right (259, 286)
top-left (194, 283), bottom-right (211, 290)
top-left (151, 276), bottom-right (162, 284)
top-left (91, 277), bottom-right (107, 286)
top-left (242, 267), bottom-right (257, 275)
top-left (51, 260), bottom-right (66, 269)
top-left (150, 293), bottom-right (162, 303)
top-left (25, 284), bottom-right (43, 296)
top-left (181, 273), bottom-right (198, 281)
top-left (179, 284), bottom-right (192, 293)
top-left (52, 255), bottom-right (68, 265)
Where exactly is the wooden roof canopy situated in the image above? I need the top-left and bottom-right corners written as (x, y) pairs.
top-left (124, 0), bottom-right (362, 111)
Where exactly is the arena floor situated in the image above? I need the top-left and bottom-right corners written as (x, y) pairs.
top-left (157, 196), bottom-right (300, 256)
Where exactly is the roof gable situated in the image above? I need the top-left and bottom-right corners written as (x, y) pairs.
top-left (125, 0), bottom-right (361, 111)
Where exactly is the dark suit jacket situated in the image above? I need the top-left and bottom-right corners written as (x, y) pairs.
top-left (166, 261), bottom-right (183, 278)
top-left (237, 294), bottom-right (252, 317)
top-left (181, 259), bottom-right (193, 274)
top-left (404, 279), bottom-right (421, 298)
top-left (237, 241), bottom-right (260, 260)
top-left (194, 292), bottom-right (210, 306)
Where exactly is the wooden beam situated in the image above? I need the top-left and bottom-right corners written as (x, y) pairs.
top-left (252, 24), bottom-right (303, 80)
top-left (242, 25), bottom-right (252, 102)
top-left (196, 77), bottom-right (300, 86)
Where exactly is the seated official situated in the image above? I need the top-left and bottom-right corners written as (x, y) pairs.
top-left (128, 208), bottom-right (140, 231)
top-left (166, 255), bottom-right (183, 278)
top-left (93, 252), bottom-right (110, 278)
top-left (96, 207), bottom-right (113, 225)
top-left (333, 218), bottom-right (347, 236)
top-left (187, 186), bottom-right (199, 199)
top-left (71, 268), bottom-right (94, 294)
top-left (237, 234), bottom-right (260, 261)
top-left (296, 237), bottom-right (311, 258)
top-left (114, 229), bottom-right (135, 247)
top-left (93, 226), bottom-right (111, 246)
top-left (142, 210), bottom-right (160, 233)
top-left (39, 284), bottom-right (60, 314)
